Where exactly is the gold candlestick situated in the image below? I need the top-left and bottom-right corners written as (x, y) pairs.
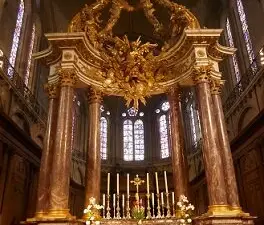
top-left (156, 193), bottom-right (161, 218)
top-left (116, 194), bottom-right (121, 219)
top-left (106, 194), bottom-right (111, 219)
top-left (126, 194), bottom-right (131, 219)
top-left (166, 192), bottom-right (171, 217)
top-left (146, 193), bottom-right (152, 219)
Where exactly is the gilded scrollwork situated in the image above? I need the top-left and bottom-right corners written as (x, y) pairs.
top-left (192, 65), bottom-right (213, 84)
top-left (44, 83), bottom-right (59, 99)
top-left (86, 86), bottom-right (103, 104)
top-left (57, 68), bottom-right (78, 87)
top-left (210, 79), bottom-right (225, 95)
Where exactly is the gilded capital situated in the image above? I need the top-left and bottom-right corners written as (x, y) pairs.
top-left (192, 65), bottom-right (212, 84)
top-left (86, 87), bottom-right (103, 104)
top-left (210, 79), bottom-right (225, 95)
top-left (44, 83), bottom-right (59, 99)
top-left (58, 68), bottom-right (77, 87)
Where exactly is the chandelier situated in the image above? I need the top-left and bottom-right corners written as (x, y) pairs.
top-left (68, 0), bottom-right (200, 108)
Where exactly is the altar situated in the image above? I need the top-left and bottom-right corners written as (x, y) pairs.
top-left (25, 0), bottom-right (255, 224)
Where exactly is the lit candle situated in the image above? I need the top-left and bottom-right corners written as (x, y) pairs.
top-left (113, 193), bottom-right (116, 207)
top-left (107, 173), bottom-right (110, 195)
top-left (103, 194), bottom-right (105, 206)
top-left (151, 192), bottom-right (155, 206)
top-left (164, 171), bottom-right (168, 193)
top-left (122, 194), bottom-right (125, 208)
top-left (155, 172), bottom-right (159, 194)
top-left (172, 192), bottom-right (175, 205)
top-left (161, 192), bottom-right (164, 205)
top-left (146, 173), bottom-right (150, 194)
top-left (117, 173), bottom-right (119, 194)
top-left (127, 173), bottom-right (129, 196)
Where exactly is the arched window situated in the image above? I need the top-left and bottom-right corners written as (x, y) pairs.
top-left (123, 107), bottom-right (145, 161)
top-left (156, 101), bottom-right (171, 159)
top-left (226, 18), bottom-right (241, 83)
top-left (100, 105), bottom-right (110, 160)
top-left (8, 0), bottom-right (24, 77)
top-left (25, 24), bottom-right (36, 86)
top-left (236, 0), bottom-right (257, 72)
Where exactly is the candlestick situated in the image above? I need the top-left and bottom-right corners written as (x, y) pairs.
top-left (102, 194), bottom-right (106, 218)
top-left (117, 173), bottom-right (119, 194)
top-left (106, 194), bottom-right (111, 219)
top-left (147, 173), bottom-right (150, 194)
top-left (165, 192), bottom-right (171, 218)
top-left (122, 194), bottom-right (125, 218)
top-left (156, 193), bottom-right (161, 218)
top-left (151, 192), bottom-right (155, 218)
top-left (107, 173), bottom-right (110, 195)
top-left (127, 173), bottom-right (129, 196)
top-left (113, 194), bottom-right (116, 218)
top-left (155, 172), bottom-right (159, 194)
top-left (164, 171), bottom-right (168, 193)
top-left (116, 194), bottom-right (121, 219)
top-left (172, 192), bottom-right (175, 217)
top-left (126, 194), bottom-right (131, 219)
top-left (161, 192), bottom-right (165, 218)
top-left (146, 193), bottom-right (151, 219)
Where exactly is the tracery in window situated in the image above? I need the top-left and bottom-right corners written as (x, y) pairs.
top-left (134, 120), bottom-right (145, 161)
top-left (25, 24), bottom-right (36, 86)
top-left (8, 0), bottom-right (24, 77)
top-left (236, 0), bottom-right (257, 72)
top-left (123, 108), bottom-right (145, 161)
top-left (156, 101), bottom-right (171, 159)
top-left (226, 18), bottom-right (241, 83)
top-left (100, 117), bottom-right (108, 160)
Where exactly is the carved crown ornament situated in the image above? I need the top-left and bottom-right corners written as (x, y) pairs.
top-left (34, 0), bottom-right (236, 109)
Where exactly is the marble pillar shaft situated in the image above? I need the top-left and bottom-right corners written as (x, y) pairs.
top-left (168, 88), bottom-right (188, 199)
top-left (195, 80), bottom-right (227, 206)
top-left (212, 92), bottom-right (240, 208)
top-left (85, 90), bottom-right (101, 206)
top-left (36, 87), bottom-right (58, 215)
top-left (49, 83), bottom-right (75, 213)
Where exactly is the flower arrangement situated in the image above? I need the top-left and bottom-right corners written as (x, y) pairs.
top-left (176, 195), bottom-right (195, 224)
top-left (83, 197), bottom-right (104, 225)
top-left (131, 198), bottom-right (145, 221)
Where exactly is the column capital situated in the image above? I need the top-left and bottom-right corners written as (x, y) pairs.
top-left (44, 83), bottom-right (59, 99)
top-left (192, 65), bottom-right (213, 84)
top-left (58, 68), bottom-right (77, 87)
top-left (86, 87), bottom-right (103, 104)
top-left (210, 79), bottom-right (225, 95)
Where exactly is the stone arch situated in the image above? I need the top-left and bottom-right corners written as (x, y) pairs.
top-left (11, 110), bottom-right (30, 135)
top-left (237, 105), bottom-right (258, 132)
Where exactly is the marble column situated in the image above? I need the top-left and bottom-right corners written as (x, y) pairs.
top-left (168, 87), bottom-right (189, 200)
top-left (48, 69), bottom-right (77, 218)
top-left (193, 66), bottom-right (228, 214)
top-left (84, 87), bottom-right (102, 209)
top-left (35, 84), bottom-right (58, 218)
top-left (211, 80), bottom-right (241, 212)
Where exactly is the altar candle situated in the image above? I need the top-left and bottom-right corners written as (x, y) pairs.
top-left (113, 193), bottom-right (116, 206)
top-left (127, 173), bottom-right (129, 196)
top-left (155, 172), bottom-right (159, 194)
top-left (103, 194), bottom-right (105, 206)
top-left (164, 171), bottom-right (168, 193)
top-left (172, 191), bottom-right (175, 205)
top-left (117, 173), bottom-right (119, 194)
top-left (107, 173), bottom-right (110, 195)
top-left (151, 192), bottom-right (155, 206)
top-left (161, 192), bottom-right (164, 205)
top-left (146, 173), bottom-right (150, 194)
top-left (122, 194), bottom-right (125, 207)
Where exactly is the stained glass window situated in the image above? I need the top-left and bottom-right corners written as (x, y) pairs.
top-left (161, 101), bottom-right (170, 111)
top-left (159, 115), bottom-right (170, 159)
top-left (8, 0), bottom-right (24, 77)
top-left (190, 103), bottom-right (197, 144)
top-left (127, 107), bottom-right (138, 116)
top-left (236, 0), bottom-right (257, 72)
top-left (226, 18), bottom-right (241, 83)
top-left (100, 117), bottom-right (108, 160)
top-left (123, 120), bottom-right (133, 161)
top-left (25, 24), bottom-right (36, 86)
top-left (134, 120), bottom-right (145, 161)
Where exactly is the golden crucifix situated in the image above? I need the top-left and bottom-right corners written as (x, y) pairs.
top-left (131, 174), bottom-right (145, 201)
